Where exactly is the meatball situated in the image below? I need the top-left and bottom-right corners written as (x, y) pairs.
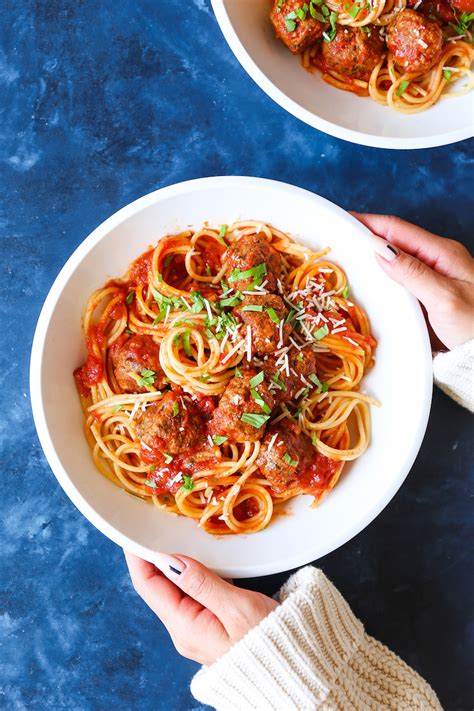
top-left (234, 294), bottom-right (292, 355)
top-left (264, 347), bottom-right (319, 402)
top-left (256, 421), bottom-right (314, 494)
top-left (321, 26), bottom-right (385, 80)
top-left (135, 392), bottom-right (203, 455)
top-left (387, 9), bottom-right (443, 73)
top-left (226, 234), bottom-right (282, 293)
top-left (112, 335), bottom-right (165, 394)
top-left (210, 369), bottom-right (276, 443)
top-left (270, 0), bottom-right (324, 54)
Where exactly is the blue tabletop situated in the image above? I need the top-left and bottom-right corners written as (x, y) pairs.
top-left (2, 1), bottom-right (473, 709)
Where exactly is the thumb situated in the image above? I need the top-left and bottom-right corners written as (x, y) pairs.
top-left (151, 552), bottom-right (239, 616)
top-left (376, 247), bottom-right (447, 309)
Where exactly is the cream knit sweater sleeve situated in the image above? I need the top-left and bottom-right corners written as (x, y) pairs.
top-left (191, 567), bottom-right (442, 710)
top-left (433, 339), bottom-right (474, 412)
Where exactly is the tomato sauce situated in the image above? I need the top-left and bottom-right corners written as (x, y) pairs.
top-left (144, 450), bottom-right (219, 495)
top-left (128, 250), bottom-right (153, 286)
top-left (74, 325), bottom-right (105, 397)
top-left (234, 497), bottom-right (260, 522)
top-left (299, 453), bottom-right (342, 496)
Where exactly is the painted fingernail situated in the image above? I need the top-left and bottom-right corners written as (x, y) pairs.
top-left (385, 244), bottom-right (399, 259)
top-left (152, 553), bottom-right (186, 578)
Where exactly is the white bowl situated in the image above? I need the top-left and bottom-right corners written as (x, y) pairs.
top-left (30, 176), bottom-right (432, 577)
top-left (211, 0), bottom-right (474, 149)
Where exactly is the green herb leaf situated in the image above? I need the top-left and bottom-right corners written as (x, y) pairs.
top-left (220, 293), bottom-right (243, 308)
top-left (228, 262), bottom-right (267, 286)
top-left (249, 371), bottom-right (265, 388)
top-left (311, 431), bottom-right (318, 447)
top-left (182, 330), bottom-right (192, 357)
top-left (396, 79), bottom-right (410, 97)
top-left (138, 369), bottom-right (156, 387)
top-left (144, 479), bottom-right (159, 489)
top-left (125, 327), bottom-right (133, 335)
top-left (156, 273), bottom-right (163, 282)
top-left (181, 474), bottom-right (195, 492)
top-left (111, 405), bottom-right (123, 413)
top-left (212, 435), bottom-right (228, 446)
top-left (348, 4), bottom-right (360, 17)
top-left (266, 307), bottom-right (280, 324)
top-left (240, 304), bottom-right (263, 312)
top-left (314, 324), bottom-right (329, 341)
top-left (342, 285), bottom-right (350, 298)
top-left (163, 453), bottom-right (173, 464)
top-left (172, 401), bottom-right (179, 417)
top-left (283, 452), bottom-right (298, 467)
top-left (240, 412), bottom-right (270, 428)
top-left (125, 291), bottom-right (134, 305)
top-left (308, 373), bottom-right (328, 393)
top-left (164, 255), bottom-right (173, 268)
top-left (443, 69), bottom-right (452, 81)
top-left (250, 388), bottom-right (271, 414)
top-left (235, 367), bottom-right (243, 378)
top-left (297, 352), bottom-right (304, 362)
top-left (272, 371), bottom-right (287, 391)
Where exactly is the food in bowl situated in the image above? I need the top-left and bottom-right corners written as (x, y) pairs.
top-left (74, 220), bottom-right (379, 535)
top-left (270, 0), bottom-right (473, 113)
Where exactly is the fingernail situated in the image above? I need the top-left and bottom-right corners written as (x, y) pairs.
top-left (152, 553), bottom-right (186, 579)
top-left (365, 229), bottom-right (399, 262)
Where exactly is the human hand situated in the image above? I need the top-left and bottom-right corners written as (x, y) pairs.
top-left (124, 551), bottom-right (278, 665)
top-left (354, 213), bottom-right (474, 351)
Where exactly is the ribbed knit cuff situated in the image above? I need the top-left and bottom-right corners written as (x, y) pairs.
top-left (191, 567), bottom-right (365, 710)
top-left (433, 339), bottom-right (473, 412)
top-left (191, 567), bottom-right (442, 711)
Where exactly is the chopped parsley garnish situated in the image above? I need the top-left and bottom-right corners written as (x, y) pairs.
top-left (323, 11), bottom-right (338, 42)
top-left (240, 304), bottom-right (263, 312)
top-left (182, 330), bottom-right (192, 357)
top-left (163, 453), bottom-right (174, 464)
top-left (218, 224), bottom-right (228, 247)
top-left (220, 292), bottom-right (243, 308)
top-left (297, 353), bottom-right (304, 362)
top-left (249, 371), bottom-right (265, 388)
top-left (283, 453), bottom-right (298, 467)
top-left (144, 479), bottom-right (159, 489)
top-left (228, 262), bottom-right (267, 286)
top-left (172, 401), bottom-right (179, 417)
top-left (314, 324), bottom-right (329, 340)
top-left (250, 388), bottom-right (271, 414)
top-left (342, 285), bottom-right (350, 299)
top-left (111, 405), bottom-right (123, 413)
top-left (190, 291), bottom-right (208, 313)
top-left (396, 79), bottom-right (410, 97)
top-left (240, 412), bottom-right (270, 428)
top-left (443, 69), bottom-right (452, 81)
top-left (348, 4), bottom-right (360, 17)
top-left (138, 369), bottom-right (155, 387)
top-left (449, 11), bottom-right (474, 36)
top-left (156, 273), bottom-right (163, 282)
top-left (272, 371), bottom-right (287, 391)
top-left (125, 327), bottom-right (133, 335)
top-left (212, 435), bottom-right (228, 446)
top-left (205, 264), bottom-right (212, 276)
top-left (181, 474), bottom-right (195, 492)
top-left (125, 291), bottom-right (134, 305)
top-left (311, 431), bottom-right (318, 447)
top-left (309, 373), bottom-right (329, 393)
top-left (164, 255), bottom-right (173, 268)
top-left (235, 367), bottom-right (243, 378)
top-left (200, 370), bottom-right (210, 382)
top-left (266, 307), bottom-right (280, 324)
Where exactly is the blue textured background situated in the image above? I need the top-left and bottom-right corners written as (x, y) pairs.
top-left (1, 1), bottom-right (473, 709)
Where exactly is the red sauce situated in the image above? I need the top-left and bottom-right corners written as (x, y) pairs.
top-left (234, 497), bottom-right (260, 522)
top-left (200, 240), bottom-right (226, 275)
top-left (143, 450), bottom-right (219, 495)
top-left (74, 325), bottom-right (105, 397)
top-left (108, 333), bottom-right (128, 359)
top-left (109, 289), bottom-right (127, 319)
top-left (163, 254), bottom-right (189, 288)
top-left (128, 250), bottom-right (154, 286)
top-left (299, 453), bottom-right (342, 496)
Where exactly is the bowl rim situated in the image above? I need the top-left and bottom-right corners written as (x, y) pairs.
top-left (210, 0), bottom-right (473, 150)
top-left (30, 176), bottom-right (433, 577)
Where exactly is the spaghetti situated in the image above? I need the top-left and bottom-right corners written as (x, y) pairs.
top-left (74, 221), bottom-right (379, 535)
top-left (272, 0), bottom-right (473, 114)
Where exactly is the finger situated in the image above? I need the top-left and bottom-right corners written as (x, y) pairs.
top-left (151, 552), bottom-right (245, 620)
top-left (375, 249), bottom-right (449, 307)
top-left (124, 550), bottom-right (185, 625)
top-left (353, 213), bottom-right (472, 280)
